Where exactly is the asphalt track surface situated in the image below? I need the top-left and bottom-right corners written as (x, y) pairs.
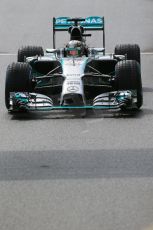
top-left (0, 1), bottom-right (153, 230)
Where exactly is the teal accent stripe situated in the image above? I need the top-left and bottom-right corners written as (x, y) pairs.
top-left (51, 106), bottom-right (118, 109)
top-left (11, 105), bottom-right (121, 112)
top-left (55, 26), bottom-right (103, 30)
top-left (25, 105), bottom-right (120, 112)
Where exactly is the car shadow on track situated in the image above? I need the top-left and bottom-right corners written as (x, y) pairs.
top-left (8, 109), bottom-right (146, 120)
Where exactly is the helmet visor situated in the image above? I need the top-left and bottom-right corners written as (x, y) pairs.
top-left (67, 48), bottom-right (81, 56)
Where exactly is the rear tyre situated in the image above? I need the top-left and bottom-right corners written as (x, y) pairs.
top-left (5, 62), bottom-right (32, 109)
top-left (115, 60), bottom-right (143, 108)
top-left (114, 44), bottom-right (140, 64)
top-left (17, 46), bottom-right (44, 62)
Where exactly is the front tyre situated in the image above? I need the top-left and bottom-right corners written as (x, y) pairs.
top-left (114, 44), bottom-right (141, 64)
top-left (17, 46), bottom-right (44, 62)
top-left (5, 62), bottom-right (32, 109)
top-left (115, 60), bottom-right (143, 109)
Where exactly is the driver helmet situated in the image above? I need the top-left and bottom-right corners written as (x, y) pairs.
top-left (66, 40), bottom-right (85, 57)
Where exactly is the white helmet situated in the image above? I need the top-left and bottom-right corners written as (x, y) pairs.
top-left (66, 40), bottom-right (85, 57)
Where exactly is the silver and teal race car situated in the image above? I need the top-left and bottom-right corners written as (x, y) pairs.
top-left (5, 16), bottom-right (143, 115)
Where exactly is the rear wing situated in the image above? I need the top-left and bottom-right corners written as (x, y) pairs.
top-left (52, 16), bottom-right (105, 49)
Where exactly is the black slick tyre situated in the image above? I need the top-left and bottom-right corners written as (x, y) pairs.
top-left (17, 46), bottom-right (44, 62)
top-left (114, 44), bottom-right (140, 64)
top-left (115, 60), bottom-right (143, 109)
top-left (5, 62), bottom-right (32, 109)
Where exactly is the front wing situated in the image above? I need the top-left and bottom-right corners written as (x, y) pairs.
top-left (8, 90), bottom-right (137, 112)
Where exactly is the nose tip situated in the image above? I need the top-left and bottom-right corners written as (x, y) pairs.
top-left (62, 93), bottom-right (84, 106)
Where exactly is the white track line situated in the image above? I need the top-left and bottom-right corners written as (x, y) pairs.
top-left (141, 52), bottom-right (153, 55)
top-left (0, 53), bottom-right (16, 56)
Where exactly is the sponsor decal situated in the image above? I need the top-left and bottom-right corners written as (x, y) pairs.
top-left (85, 17), bottom-right (103, 24)
top-left (67, 86), bottom-right (79, 93)
top-left (64, 59), bottom-right (84, 66)
top-left (56, 17), bottom-right (71, 25)
top-left (55, 17), bottom-right (103, 26)
top-left (66, 74), bottom-right (81, 77)
top-left (67, 81), bottom-right (81, 85)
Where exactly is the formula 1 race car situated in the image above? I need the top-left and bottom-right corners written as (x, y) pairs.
top-left (5, 16), bottom-right (143, 115)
